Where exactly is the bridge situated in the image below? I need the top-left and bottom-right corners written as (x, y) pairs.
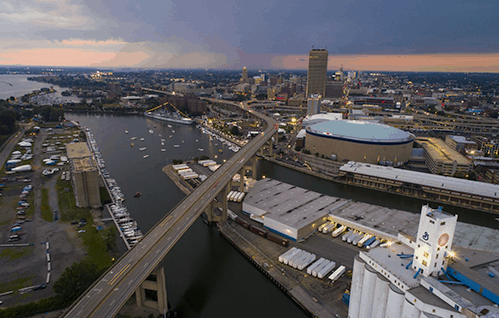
top-left (63, 99), bottom-right (277, 317)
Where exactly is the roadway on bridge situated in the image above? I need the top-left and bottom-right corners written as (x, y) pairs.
top-left (64, 100), bottom-right (275, 318)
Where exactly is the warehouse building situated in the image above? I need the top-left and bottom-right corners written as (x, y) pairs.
top-left (66, 142), bottom-right (101, 208)
top-left (305, 120), bottom-right (414, 165)
top-left (348, 205), bottom-right (499, 318)
top-left (242, 178), bottom-right (343, 241)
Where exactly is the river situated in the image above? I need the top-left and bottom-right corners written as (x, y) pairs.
top-left (65, 113), bottom-right (309, 318)
top-left (65, 112), bottom-right (498, 317)
top-left (0, 75), bottom-right (80, 103)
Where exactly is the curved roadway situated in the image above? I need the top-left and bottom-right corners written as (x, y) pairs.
top-left (63, 100), bottom-right (276, 318)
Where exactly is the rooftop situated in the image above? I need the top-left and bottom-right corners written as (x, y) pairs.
top-left (244, 179), bottom-right (341, 230)
top-left (448, 135), bottom-right (477, 145)
top-left (307, 120), bottom-right (413, 143)
top-left (340, 161), bottom-right (499, 199)
top-left (418, 137), bottom-right (470, 165)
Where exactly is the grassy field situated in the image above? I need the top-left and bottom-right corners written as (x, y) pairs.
top-left (0, 274), bottom-right (35, 294)
top-left (56, 179), bottom-right (92, 223)
top-left (0, 247), bottom-right (34, 261)
top-left (41, 188), bottom-right (52, 222)
top-left (56, 179), bottom-right (112, 269)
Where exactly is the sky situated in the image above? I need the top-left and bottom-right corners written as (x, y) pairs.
top-left (1, 0), bottom-right (499, 71)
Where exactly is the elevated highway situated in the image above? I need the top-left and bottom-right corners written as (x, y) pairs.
top-left (63, 99), bottom-right (276, 318)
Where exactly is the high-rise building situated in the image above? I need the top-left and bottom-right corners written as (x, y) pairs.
top-left (241, 67), bottom-right (249, 83)
top-left (306, 49), bottom-right (328, 98)
top-left (307, 95), bottom-right (321, 116)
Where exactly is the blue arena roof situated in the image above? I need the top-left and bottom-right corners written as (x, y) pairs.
top-left (307, 120), bottom-right (414, 144)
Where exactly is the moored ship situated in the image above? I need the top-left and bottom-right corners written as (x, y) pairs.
top-left (144, 110), bottom-right (195, 125)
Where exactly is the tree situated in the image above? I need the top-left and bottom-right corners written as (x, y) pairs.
top-left (53, 259), bottom-right (106, 305)
top-left (230, 125), bottom-right (240, 136)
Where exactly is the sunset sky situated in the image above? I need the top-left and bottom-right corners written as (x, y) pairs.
top-left (1, 0), bottom-right (498, 71)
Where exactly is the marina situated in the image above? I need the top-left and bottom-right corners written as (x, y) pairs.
top-left (82, 125), bottom-right (143, 250)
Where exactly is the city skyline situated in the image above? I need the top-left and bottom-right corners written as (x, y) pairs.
top-left (1, 0), bottom-right (498, 72)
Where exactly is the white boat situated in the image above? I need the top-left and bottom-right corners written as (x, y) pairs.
top-left (161, 142), bottom-right (164, 146)
top-left (198, 148), bottom-right (204, 151)
top-left (173, 145), bottom-right (180, 148)
top-left (140, 138), bottom-right (145, 141)
top-left (149, 129), bottom-right (154, 134)
top-left (125, 130), bottom-right (129, 134)
top-left (143, 155), bottom-right (149, 158)
top-left (161, 139), bottom-right (165, 142)
top-left (161, 149), bottom-right (166, 152)
top-left (139, 147), bottom-right (146, 151)
top-left (144, 112), bottom-right (195, 125)
top-left (168, 125), bottom-right (172, 128)
top-left (131, 137), bottom-right (136, 140)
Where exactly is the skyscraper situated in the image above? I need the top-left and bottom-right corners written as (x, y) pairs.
top-left (241, 67), bottom-right (249, 83)
top-left (306, 49), bottom-right (328, 98)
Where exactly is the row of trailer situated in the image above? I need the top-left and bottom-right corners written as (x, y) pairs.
top-left (227, 191), bottom-right (245, 202)
top-left (227, 210), bottom-right (289, 247)
top-left (172, 164), bottom-right (199, 180)
top-left (278, 248), bottom-right (346, 282)
top-left (318, 221), bottom-right (384, 249)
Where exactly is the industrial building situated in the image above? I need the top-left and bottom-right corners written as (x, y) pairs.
top-left (242, 178), bottom-right (343, 241)
top-left (66, 142), bottom-right (101, 208)
top-left (339, 161), bottom-right (499, 213)
top-left (417, 138), bottom-right (471, 177)
top-left (305, 120), bottom-right (414, 164)
top-left (348, 205), bottom-right (499, 318)
top-left (306, 48), bottom-right (328, 98)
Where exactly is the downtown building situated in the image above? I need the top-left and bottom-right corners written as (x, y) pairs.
top-left (306, 48), bottom-right (328, 98)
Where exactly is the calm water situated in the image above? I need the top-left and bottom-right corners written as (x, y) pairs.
top-left (66, 113), bottom-right (498, 317)
top-left (0, 75), bottom-right (79, 102)
top-left (66, 113), bottom-right (309, 318)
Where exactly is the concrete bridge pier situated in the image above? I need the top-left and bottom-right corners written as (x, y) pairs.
top-left (204, 182), bottom-right (230, 223)
top-left (135, 265), bottom-right (168, 314)
top-left (238, 156), bottom-right (257, 192)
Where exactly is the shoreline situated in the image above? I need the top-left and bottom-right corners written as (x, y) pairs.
top-left (163, 162), bottom-right (349, 318)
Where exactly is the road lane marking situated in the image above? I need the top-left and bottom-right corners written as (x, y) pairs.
top-left (160, 215), bottom-right (173, 227)
top-left (108, 264), bottom-right (130, 285)
top-left (77, 309), bottom-right (83, 316)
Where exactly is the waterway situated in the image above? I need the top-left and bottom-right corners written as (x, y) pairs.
top-left (66, 113), bottom-right (499, 317)
top-left (0, 75), bottom-right (80, 103)
top-left (65, 113), bottom-right (308, 318)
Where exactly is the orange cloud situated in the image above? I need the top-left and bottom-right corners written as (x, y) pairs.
top-left (277, 54), bottom-right (499, 72)
top-left (0, 48), bottom-right (117, 66)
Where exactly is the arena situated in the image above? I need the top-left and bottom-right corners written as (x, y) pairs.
top-left (304, 120), bottom-right (414, 165)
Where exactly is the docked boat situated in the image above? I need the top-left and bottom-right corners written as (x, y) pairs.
top-left (144, 111), bottom-right (195, 125)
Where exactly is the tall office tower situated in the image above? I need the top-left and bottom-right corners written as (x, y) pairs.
top-left (306, 49), bottom-right (328, 98)
top-left (241, 67), bottom-right (249, 83)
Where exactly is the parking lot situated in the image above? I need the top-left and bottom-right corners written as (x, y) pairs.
top-left (0, 126), bottom-right (87, 307)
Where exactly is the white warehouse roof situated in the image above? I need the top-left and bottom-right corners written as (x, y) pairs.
top-left (340, 161), bottom-right (499, 199)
